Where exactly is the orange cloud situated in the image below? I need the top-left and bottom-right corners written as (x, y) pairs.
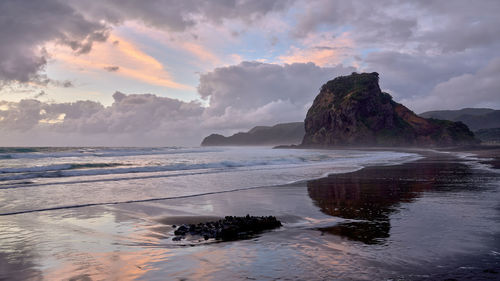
top-left (279, 32), bottom-right (354, 66)
top-left (122, 21), bottom-right (228, 68)
top-left (180, 41), bottom-right (221, 65)
top-left (49, 34), bottom-right (191, 90)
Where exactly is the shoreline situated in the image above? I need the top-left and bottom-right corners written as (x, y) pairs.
top-left (1, 147), bottom-right (499, 280)
top-left (137, 147), bottom-right (500, 279)
top-left (1, 145), bottom-right (498, 218)
top-left (277, 143), bottom-right (500, 170)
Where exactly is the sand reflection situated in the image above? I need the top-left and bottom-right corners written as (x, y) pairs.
top-left (43, 248), bottom-right (170, 281)
top-left (307, 158), bottom-right (475, 244)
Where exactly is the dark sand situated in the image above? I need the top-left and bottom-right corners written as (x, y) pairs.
top-left (0, 148), bottom-right (499, 280)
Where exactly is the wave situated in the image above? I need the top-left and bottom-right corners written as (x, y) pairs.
top-left (0, 156), bottom-right (320, 182)
top-left (0, 147), bottom-right (221, 160)
top-left (0, 163), bottom-right (126, 174)
top-left (0, 153), bottom-right (425, 216)
top-left (0, 149), bottom-right (424, 216)
top-left (0, 152), bottom-right (421, 185)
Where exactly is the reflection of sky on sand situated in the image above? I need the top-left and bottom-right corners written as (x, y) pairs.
top-left (0, 207), bottom-right (172, 280)
top-left (0, 184), bottom-right (338, 280)
top-left (44, 249), bottom-right (171, 280)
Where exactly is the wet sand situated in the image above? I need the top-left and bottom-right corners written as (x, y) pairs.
top-left (0, 149), bottom-right (499, 280)
top-left (442, 145), bottom-right (500, 169)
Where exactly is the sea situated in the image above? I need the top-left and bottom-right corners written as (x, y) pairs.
top-left (0, 146), bottom-right (420, 216)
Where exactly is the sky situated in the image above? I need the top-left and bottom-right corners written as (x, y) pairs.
top-left (1, 0), bottom-right (499, 146)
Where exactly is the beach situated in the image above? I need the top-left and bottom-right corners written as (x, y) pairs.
top-left (0, 147), bottom-right (499, 280)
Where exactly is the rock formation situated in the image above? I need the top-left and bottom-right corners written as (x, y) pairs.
top-left (172, 215), bottom-right (282, 241)
top-left (301, 72), bottom-right (478, 147)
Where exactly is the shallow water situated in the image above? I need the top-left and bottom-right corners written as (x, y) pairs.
top-left (0, 147), bottom-right (418, 215)
top-left (0, 148), bottom-right (499, 280)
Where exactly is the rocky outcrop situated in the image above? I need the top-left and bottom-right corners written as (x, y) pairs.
top-left (201, 122), bottom-right (304, 146)
top-left (172, 215), bottom-right (282, 241)
top-left (302, 72), bottom-right (478, 147)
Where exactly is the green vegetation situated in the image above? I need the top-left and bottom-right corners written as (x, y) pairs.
top-left (321, 72), bottom-right (380, 109)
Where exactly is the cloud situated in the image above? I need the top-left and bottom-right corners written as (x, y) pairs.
top-left (51, 34), bottom-right (191, 90)
top-left (0, 92), bottom-right (203, 146)
top-left (198, 61), bottom-right (355, 128)
top-left (103, 66), bottom-right (120, 72)
top-left (284, 1), bottom-right (500, 112)
top-left (0, 0), bottom-right (294, 87)
top-left (0, 61), bottom-right (355, 146)
top-left (363, 51), bottom-right (476, 100)
top-left (279, 32), bottom-right (354, 66)
top-left (0, 0), bottom-right (108, 85)
top-left (412, 0), bottom-right (500, 53)
top-left (71, 0), bottom-right (295, 31)
top-left (34, 91), bottom-right (47, 99)
top-left (291, 0), bottom-right (500, 54)
top-left (407, 57), bottom-right (500, 112)
top-left (362, 45), bottom-right (500, 110)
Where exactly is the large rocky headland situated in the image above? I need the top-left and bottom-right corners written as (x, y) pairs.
top-left (301, 72), bottom-right (478, 147)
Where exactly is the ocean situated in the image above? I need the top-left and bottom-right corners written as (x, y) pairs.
top-left (0, 147), bottom-right (419, 216)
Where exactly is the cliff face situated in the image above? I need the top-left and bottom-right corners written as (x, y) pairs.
top-left (201, 122), bottom-right (304, 146)
top-left (302, 72), bottom-right (478, 147)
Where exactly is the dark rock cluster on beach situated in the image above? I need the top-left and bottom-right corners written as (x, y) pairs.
top-left (172, 215), bottom-right (282, 241)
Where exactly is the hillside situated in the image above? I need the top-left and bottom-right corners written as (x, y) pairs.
top-left (420, 108), bottom-right (500, 131)
top-left (201, 122), bottom-right (304, 146)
